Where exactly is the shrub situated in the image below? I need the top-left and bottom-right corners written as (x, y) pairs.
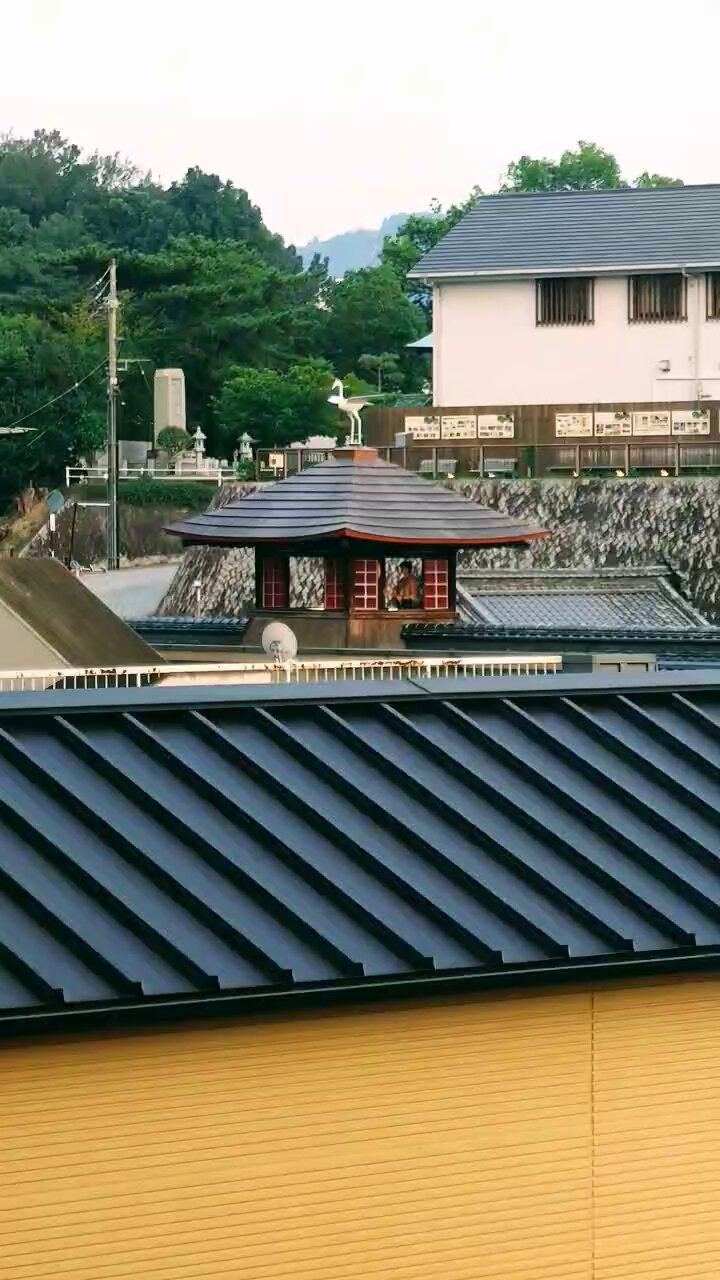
top-left (117, 480), bottom-right (218, 507)
top-left (156, 427), bottom-right (192, 458)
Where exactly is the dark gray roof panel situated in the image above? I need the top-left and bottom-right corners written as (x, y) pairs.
top-left (2, 674), bottom-right (720, 1024)
top-left (166, 453), bottom-right (546, 547)
top-left (410, 185), bottom-right (720, 278)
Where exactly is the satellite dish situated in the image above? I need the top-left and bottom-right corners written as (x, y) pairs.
top-left (262, 621), bottom-right (298, 664)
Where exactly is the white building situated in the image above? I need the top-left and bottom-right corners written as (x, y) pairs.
top-left (409, 186), bottom-right (720, 406)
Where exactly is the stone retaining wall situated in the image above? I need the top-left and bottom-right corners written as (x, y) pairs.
top-left (160, 478), bottom-right (720, 623)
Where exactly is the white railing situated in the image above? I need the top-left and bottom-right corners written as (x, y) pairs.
top-left (65, 466), bottom-right (237, 488)
top-left (0, 655), bottom-right (562, 693)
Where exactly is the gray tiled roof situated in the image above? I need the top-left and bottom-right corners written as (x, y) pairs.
top-left (166, 452), bottom-right (546, 548)
top-left (2, 673), bottom-right (720, 1028)
top-left (457, 568), bottom-right (709, 631)
top-left (409, 185), bottom-right (720, 279)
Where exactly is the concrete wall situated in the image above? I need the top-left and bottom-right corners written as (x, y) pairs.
top-left (434, 275), bottom-right (720, 405)
top-left (0, 601), bottom-right (65, 668)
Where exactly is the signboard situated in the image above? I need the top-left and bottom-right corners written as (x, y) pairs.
top-left (632, 411), bottom-right (671, 436)
top-left (46, 489), bottom-right (65, 515)
top-left (268, 452), bottom-right (285, 471)
top-left (671, 410), bottom-right (711, 436)
top-left (477, 413), bottom-right (514, 440)
top-left (555, 412), bottom-right (593, 438)
top-left (405, 414), bottom-right (441, 441)
top-left (441, 414), bottom-right (477, 440)
top-left (595, 411), bottom-right (632, 437)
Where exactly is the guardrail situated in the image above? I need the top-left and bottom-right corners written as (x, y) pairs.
top-left (65, 466), bottom-right (236, 487)
top-left (0, 655), bottom-right (562, 693)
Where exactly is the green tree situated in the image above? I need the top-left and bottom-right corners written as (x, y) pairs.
top-left (358, 352), bottom-right (403, 393)
top-left (635, 171), bottom-right (685, 188)
top-left (381, 192), bottom-right (480, 313)
top-left (501, 142), bottom-right (683, 193)
top-left (157, 427), bottom-right (191, 458)
top-left (215, 358), bottom-right (335, 451)
top-left (321, 265), bottom-right (423, 377)
top-left (502, 142), bottom-right (623, 192)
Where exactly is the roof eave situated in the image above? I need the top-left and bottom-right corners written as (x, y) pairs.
top-left (409, 260), bottom-right (720, 282)
top-left (169, 528), bottom-right (548, 549)
top-left (3, 946), bottom-right (720, 1036)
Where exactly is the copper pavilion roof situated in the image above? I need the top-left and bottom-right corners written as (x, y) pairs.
top-left (166, 448), bottom-right (547, 548)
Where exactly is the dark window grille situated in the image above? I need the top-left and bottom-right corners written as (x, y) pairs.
top-left (536, 278), bottom-right (594, 326)
top-left (262, 557), bottom-right (289, 609)
top-left (629, 274), bottom-right (686, 323)
top-left (707, 273), bottom-right (720, 320)
top-left (324, 559), bottom-right (345, 609)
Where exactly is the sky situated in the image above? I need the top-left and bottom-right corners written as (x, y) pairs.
top-left (3, 0), bottom-right (720, 246)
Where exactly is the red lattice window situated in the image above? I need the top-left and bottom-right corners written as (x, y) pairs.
top-left (324, 559), bottom-right (345, 609)
top-left (352, 559), bottom-right (380, 610)
top-left (423, 558), bottom-right (449, 610)
top-left (262, 556), bottom-right (289, 608)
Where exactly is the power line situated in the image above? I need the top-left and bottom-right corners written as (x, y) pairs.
top-left (0, 359), bottom-right (107, 434)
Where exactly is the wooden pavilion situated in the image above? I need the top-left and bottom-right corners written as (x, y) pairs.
top-left (166, 446), bottom-right (547, 649)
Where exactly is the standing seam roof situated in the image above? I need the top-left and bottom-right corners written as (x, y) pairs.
top-left (1, 674), bottom-right (720, 1025)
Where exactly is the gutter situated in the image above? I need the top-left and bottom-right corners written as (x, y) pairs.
top-left (2, 948), bottom-right (720, 1038)
top-left (409, 261), bottom-right (720, 282)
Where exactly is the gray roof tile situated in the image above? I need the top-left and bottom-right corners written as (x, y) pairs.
top-left (167, 452), bottom-right (546, 548)
top-left (456, 567), bottom-right (710, 631)
top-left (410, 185), bottom-right (720, 278)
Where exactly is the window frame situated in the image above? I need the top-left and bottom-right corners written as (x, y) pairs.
top-left (706, 272), bottom-right (720, 320)
top-left (324, 558), bottom-right (346, 610)
top-left (351, 559), bottom-right (381, 611)
top-left (628, 273), bottom-right (687, 324)
top-left (536, 277), bottom-right (595, 327)
top-left (422, 558), bottom-right (450, 611)
top-left (261, 556), bottom-right (289, 609)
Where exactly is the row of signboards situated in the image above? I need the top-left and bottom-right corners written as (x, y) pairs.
top-left (406, 414), bottom-right (515, 441)
top-left (556, 410), bottom-right (711, 438)
top-left (405, 411), bottom-right (712, 441)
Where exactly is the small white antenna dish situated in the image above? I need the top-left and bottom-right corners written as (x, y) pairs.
top-left (261, 621), bottom-right (298, 664)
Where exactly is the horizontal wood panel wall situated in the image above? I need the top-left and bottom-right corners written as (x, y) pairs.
top-left (0, 978), bottom-right (718, 1278)
top-left (365, 404), bottom-right (720, 446)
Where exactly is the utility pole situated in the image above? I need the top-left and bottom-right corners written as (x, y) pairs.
top-left (106, 259), bottom-right (120, 570)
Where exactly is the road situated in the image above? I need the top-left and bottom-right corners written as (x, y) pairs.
top-left (81, 564), bottom-right (178, 618)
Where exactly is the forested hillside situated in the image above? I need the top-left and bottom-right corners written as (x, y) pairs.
top-left (0, 134), bottom-right (681, 514)
top-left (0, 130), bottom-right (426, 512)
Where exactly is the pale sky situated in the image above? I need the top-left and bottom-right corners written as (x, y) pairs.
top-left (3, 0), bottom-right (720, 246)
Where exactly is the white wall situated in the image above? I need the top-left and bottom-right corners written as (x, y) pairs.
top-left (434, 275), bottom-right (720, 405)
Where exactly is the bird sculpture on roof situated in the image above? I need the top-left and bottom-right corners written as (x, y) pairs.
top-left (328, 378), bottom-right (378, 445)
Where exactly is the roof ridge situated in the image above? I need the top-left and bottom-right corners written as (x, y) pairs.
top-left (475, 184), bottom-right (717, 202)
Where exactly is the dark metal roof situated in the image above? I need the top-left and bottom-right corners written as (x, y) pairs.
top-left (2, 672), bottom-right (720, 1028)
top-left (128, 616), bottom-right (250, 646)
top-left (165, 450), bottom-right (546, 548)
top-left (409, 185), bottom-right (720, 279)
top-left (405, 621), bottom-right (720, 648)
top-left (456, 567), bottom-right (710, 631)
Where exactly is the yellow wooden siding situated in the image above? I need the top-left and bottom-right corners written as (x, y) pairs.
top-left (2, 978), bottom-right (718, 1280)
top-left (0, 992), bottom-right (592, 1280)
top-left (593, 980), bottom-right (720, 1280)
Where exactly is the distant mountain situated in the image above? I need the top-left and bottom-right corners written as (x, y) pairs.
top-left (301, 213), bottom-right (411, 277)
